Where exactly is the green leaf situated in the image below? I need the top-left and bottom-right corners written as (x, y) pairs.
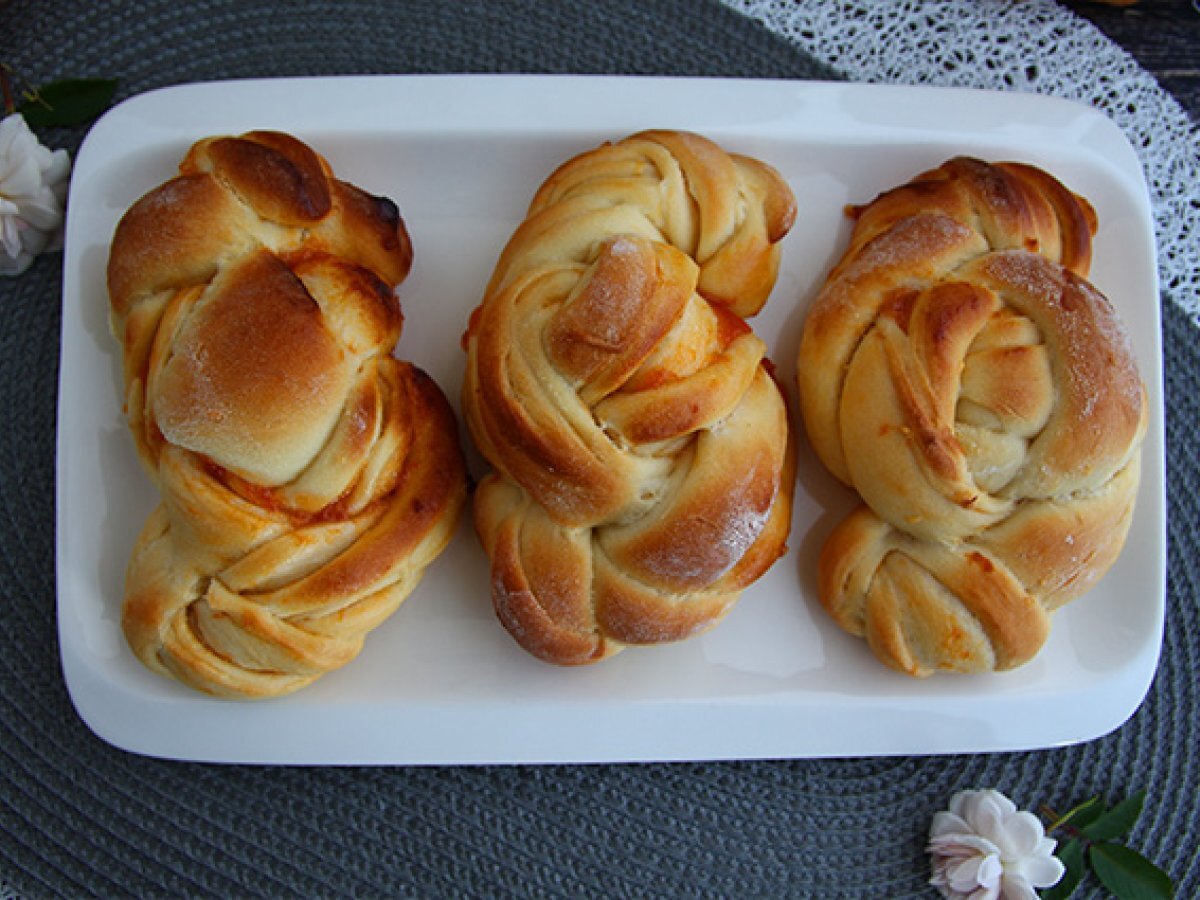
top-left (1089, 842), bottom-right (1174, 899)
top-left (1041, 838), bottom-right (1085, 900)
top-left (18, 78), bottom-right (118, 127)
top-left (1083, 790), bottom-right (1146, 841)
top-left (1050, 796), bottom-right (1105, 832)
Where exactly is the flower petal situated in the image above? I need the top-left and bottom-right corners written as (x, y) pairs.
top-left (1035, 836), bottom-right (1057, 858)
top-left (949, 789), bottom-right (991, 821)
top-left (0, 215), bottom-right (22, 259)
top-left (931, 811), bottom-right (972, 838)
top-left (992, 791), bottom-right (1017, 816)
top-left (976, 853), bottom-right (1002, 888)
top-left (18, 222), bottom-right (50, 258)
top-left (1017, 852), bottom-right (1065, 889)
top-left (930, 833), bottom-right (1001, 859)
top-left (15, 192), bottom-right (63, 231)
top-left (44, 148), bottom-right (72, 186)
top-left (947, 854), bottom-right (993, 891)
top-left (999, 872), bottom-right (1038, 900)
top-left (1, 153), bottom-right (44, 200)
top-left (972, 794), bottom-right (1006, 844)
top-left (1001, 811), bottom-right (1046, 858)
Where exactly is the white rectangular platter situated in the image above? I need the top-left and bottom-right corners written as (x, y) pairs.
top-left (57, 75), bottom-right (1166, 764)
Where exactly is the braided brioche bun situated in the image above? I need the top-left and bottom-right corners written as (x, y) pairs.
top-left (463, 130), bottom-right (797, 664)
top-left (798, 157), bottom-right (1147, 676)
top-left (108, 131), bottom-right (467, 698)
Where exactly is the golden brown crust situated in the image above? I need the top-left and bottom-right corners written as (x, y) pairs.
top-left (798, 157), bottom-right (1146, 676)
top-left (108, 131), bottom-right (466, 698)
top-left (464, 131), bottom-right (797, 665)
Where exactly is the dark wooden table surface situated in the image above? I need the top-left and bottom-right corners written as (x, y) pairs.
top-left (1061, 0), bottom-right (1200, 120)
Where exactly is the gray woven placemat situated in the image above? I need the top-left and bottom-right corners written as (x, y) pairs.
top-left (2, 1), bottom-right (1196, 896)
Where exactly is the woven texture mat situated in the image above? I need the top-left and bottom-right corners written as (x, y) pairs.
top-left (2, 1), bottom-right (1197, 896)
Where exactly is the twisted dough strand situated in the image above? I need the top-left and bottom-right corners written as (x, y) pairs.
top-left (108, 132), bottom-right (466, 698)
top-left (799, 157), bottom-right (1147, 676)
top-left (463, 131), bottom-right (797, 664)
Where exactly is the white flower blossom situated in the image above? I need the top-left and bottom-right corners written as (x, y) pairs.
top-left (0, 112), bottom-right (71, 276)
top-left (929, 788), bottom-right (1065, 900)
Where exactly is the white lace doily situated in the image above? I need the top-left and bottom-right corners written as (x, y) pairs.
top-left (724, 0), bottom-right (1200, 325)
